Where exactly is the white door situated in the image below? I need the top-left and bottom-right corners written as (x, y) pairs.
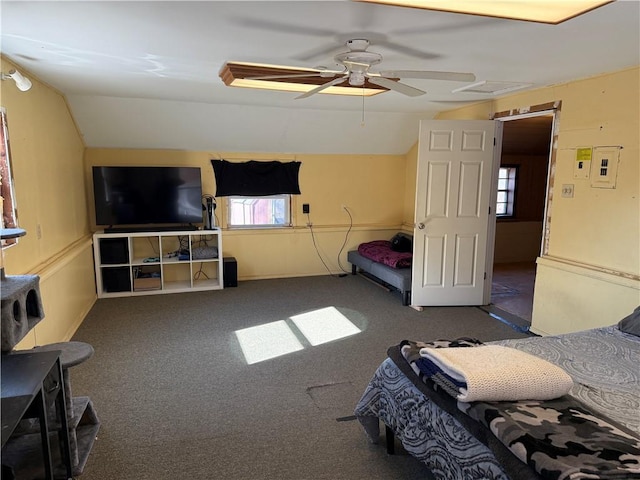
top-left (411, 120), bottom-right (502, 306)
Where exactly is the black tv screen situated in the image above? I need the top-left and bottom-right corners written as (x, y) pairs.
top-left (92, 166), bottom-right (202, 227)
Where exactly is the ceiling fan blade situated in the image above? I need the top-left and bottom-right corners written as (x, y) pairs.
top-left (368, 77), bottom-right (425, 97)
top-left (379, 70), bottom-right (476, 82)
top-left (231, 17), bottom-right (335, 37)
top-left (296, 76), bottom-right (348, 99)
top-left (378, 40), bottom-right (441, 60)
top-left (247, 73), bottom-right (325, 81)
top-left (246, 66), bottom-right (345, 81)
top-left (391, 18), bottom-right (500, 37)
top-left (293, 44), bottom-right (344, 62)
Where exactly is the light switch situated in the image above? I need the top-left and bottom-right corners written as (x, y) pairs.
top-left (574, 159), bottom-right (591, 179)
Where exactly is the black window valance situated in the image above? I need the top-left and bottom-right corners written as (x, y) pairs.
top-left (211, 159), bottom-right (301, 197)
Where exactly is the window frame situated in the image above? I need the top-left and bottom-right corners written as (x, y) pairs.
top-left (1, 107), bottom-right (19, 247)
top-left (496, 165), bottom-right (517, 218)
top-left (226, 194), bottom-right (292, 229)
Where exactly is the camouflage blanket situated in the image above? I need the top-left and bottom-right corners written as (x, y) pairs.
top-left (399, 339), bottom-right (640, 480)
top-left (459, 398), bottom-right (640, 479)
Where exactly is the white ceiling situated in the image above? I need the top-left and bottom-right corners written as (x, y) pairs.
top-left (1, 1), bottom-right (638, 155)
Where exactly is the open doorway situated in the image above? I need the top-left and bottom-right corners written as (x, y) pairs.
top-left (489, 113), bottom-right (554, 325)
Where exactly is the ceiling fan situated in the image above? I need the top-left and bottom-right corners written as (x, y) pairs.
top-left (246, 38), bottom-right (476, 99)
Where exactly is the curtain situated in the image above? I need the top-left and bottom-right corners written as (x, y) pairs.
top-left (211, 159), bottom-right (301, 197)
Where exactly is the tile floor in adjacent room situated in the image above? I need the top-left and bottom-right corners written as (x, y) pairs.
top-left (491, 262), bottom-right (536, 324)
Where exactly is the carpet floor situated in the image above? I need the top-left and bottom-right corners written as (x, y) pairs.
top-left (69, 274), bottom-right (533, 480)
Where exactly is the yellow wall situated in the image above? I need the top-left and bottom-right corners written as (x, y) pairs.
top-left (3, 53), bottom-right (637, 342)
top-left (84, 149), bottom-right (407, 279)
top-left (434, 67), bottom-right (640, 334)
top-left (403, 141), bottom-right (418, 230)
top-left (0, 56), bottom-right (96, 349)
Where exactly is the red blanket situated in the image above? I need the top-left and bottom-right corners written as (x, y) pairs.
top-left (358, 240), bottom-right (412, 269)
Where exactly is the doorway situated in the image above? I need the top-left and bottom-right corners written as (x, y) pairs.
top-left (489, 113), bottom-right (554, 325)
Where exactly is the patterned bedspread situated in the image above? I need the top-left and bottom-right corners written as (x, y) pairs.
top-left (355, 326), bottom-right (640, 480)
top-left (357, 240), bottom-right (412, 268)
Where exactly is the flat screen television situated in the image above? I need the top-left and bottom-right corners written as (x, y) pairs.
top-left (92, 166), bottom-right (202, 231)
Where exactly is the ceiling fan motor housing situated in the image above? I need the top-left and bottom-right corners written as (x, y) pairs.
top-left (335, 38), bottom-right (383, 73)
top-left (335, 51), bottom-right (382, 70)
top-left (346, 39), bottom-right (370, 51)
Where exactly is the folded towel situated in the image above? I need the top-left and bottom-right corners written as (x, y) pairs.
top-left (420, 345), bottom-right (574, 402)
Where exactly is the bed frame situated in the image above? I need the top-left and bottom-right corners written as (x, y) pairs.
top-left (347, 250), bottom-right (411, 305)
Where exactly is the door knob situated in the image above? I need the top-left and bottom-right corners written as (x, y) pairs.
top-left (417, 223), bottom-right (425, 230)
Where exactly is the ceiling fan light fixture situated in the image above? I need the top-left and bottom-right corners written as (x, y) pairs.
top-left (349, 72), bottom-right (366, 86)
top-left (219, 62), bottom-right (386, 96)
top-left (354, 0), bottom-right (613, 24)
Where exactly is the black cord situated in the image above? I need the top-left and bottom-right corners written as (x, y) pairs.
top-left (193, 262), bottom-right (210, 280)
top-left (146, 237), bottom-right (159, 255)
top-left (193, 235), bottom-right (214, 247)
top-left (337, 206), bottom-right (353, 274)
top-left (178, 236), bottom-right (189, 252)
top-left (306, 211), bottom-right (351, 278)
top-left (306, 213), bottom-right (340, 278)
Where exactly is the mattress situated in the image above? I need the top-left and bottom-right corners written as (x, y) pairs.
top-left (355, 326), bottom-right (640, 480)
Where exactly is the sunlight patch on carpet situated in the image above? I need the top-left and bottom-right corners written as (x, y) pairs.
top-left (235, 307), bottom-right (363, 365)
top-left (235, 320), bottom-right (304, 365)
top-left (290, 306), bottom-right (361, 346)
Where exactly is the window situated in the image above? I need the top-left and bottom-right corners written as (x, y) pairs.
top-left (496, 166), bottom-right (517, 217)
top-left (227, 195), bottom-right (291, 228)
top-left (1, 108), bottom-right (19, 247)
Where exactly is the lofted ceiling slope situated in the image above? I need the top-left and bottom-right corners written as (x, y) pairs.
top-left (1, 1), bottom-right (638, 155)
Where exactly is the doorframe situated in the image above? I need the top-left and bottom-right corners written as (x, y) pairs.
top-left (485, 101), bottom-right (561, 309)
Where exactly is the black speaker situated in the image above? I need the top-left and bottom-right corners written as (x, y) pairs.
top-left (223, 257), bottom-right (237, 287)
top-left (99, 237), bottom-right (129, 264)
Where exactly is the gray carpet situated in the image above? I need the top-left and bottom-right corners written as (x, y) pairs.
top-left (69, 275), bottom-right (533, 480)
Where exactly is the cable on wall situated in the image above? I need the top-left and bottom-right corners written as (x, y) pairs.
top-left (336, 206), bottom-right (353, 274)
top-left (306, 212), bottom-right (342, 278)
top-left (306, 208), bottom-right (352, 278)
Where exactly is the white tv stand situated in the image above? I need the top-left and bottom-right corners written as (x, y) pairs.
top-left (92, 229), bottom-right (223, 298)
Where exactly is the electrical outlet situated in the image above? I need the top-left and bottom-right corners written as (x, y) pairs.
top-left (561, 184), bottom-right (574, 198)
top-left (302, 204), bottom-right (310, 214)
